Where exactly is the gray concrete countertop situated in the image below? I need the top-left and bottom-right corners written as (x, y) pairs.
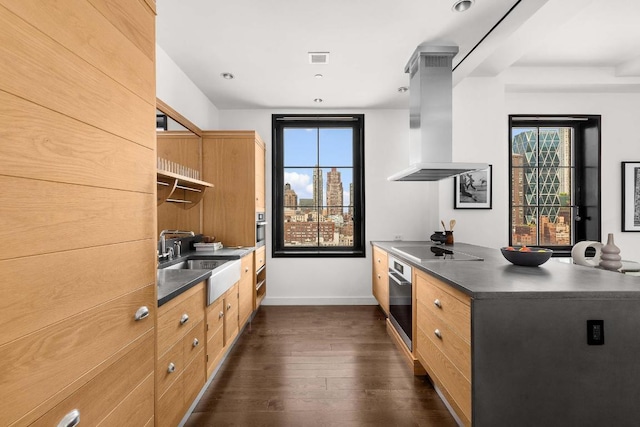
top-left (372, 241), bottom-right (640, 299)
top-left (157, 268), bottom-right (212, 306)
top-left (156, 246), bottom-right (256, 306)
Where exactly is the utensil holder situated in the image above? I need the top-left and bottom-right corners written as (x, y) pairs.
top-left (445, 231), bottom-right (454, 245)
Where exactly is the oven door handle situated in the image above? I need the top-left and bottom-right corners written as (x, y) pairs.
top-left (256, 221), bottom-right (268, 226)
top-left (389, 271), bottom-right (410, 286)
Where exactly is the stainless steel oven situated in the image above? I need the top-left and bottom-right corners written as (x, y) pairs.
top-left (256, 212), bottom-right (267, 247)
top-left (388, 255), bottom-right (412, 351)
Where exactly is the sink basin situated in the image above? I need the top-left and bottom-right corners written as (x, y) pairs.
top-left (164, 259), bottom-right (229, 270)
top-left (162, 257), bottom-right (241, 304)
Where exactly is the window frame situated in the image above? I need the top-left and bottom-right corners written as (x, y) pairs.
top-left (271, 114), bottom-right (366, 258)
top-left (508, 115), bottom-right (601, 256)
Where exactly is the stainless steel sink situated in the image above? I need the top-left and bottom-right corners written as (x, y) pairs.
top-left (164, 259), bottom-right (229, 270)
top-left (162, 258), bottom-right (241, 305)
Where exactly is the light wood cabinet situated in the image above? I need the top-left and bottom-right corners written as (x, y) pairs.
top-left (1, 1), bottom-right (156, 425)
top-left (201, 131), bottom-right (266, 246)
top-left (202, 131), bottom-right (267, 310)
top-left (205, 295), bottom-right (226, 378)
top-left (372, 246), bottom-right (389, 313)
top-left (206, 281), bottom-right (239, 378)
top-left (156, 283), bottom-right (206, 427)
top-left (224, 283), bottom-right (240, 345)
top-left (415, 270), bottom-right (471, 426)
top-left (238, 253), bottom-right (255, 327)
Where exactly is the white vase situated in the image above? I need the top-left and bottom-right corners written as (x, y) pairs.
top-left (599, 233), bottom-right (622, 271)
top-left (571, 241), bottom-right (603, 267)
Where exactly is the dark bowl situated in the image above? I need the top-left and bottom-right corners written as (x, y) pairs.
top-left (500, 247), bottom-right (553, 266)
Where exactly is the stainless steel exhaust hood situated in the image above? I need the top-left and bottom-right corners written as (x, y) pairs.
top-left (388, 44), bottom-right (488, 181)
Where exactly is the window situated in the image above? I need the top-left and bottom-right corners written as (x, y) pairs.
top-left (272, 114), bottom-right (365, 257)
top-left (509, 115), bottom-right (601, 255)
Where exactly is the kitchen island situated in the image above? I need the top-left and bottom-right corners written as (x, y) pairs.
top-left (372, 241), bottom-right (640, 427)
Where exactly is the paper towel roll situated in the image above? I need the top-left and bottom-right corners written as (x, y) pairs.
top-left (571, 241), bottom-right (603, 267)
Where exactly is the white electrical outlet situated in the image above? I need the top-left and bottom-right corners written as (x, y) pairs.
top-left (394, 235), bottom-right (402, 241)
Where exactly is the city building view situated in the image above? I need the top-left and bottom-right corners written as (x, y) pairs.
top-left (511, 127), bottom-right (573, 246)
top-left (283, 166), bottom-right (354, 247)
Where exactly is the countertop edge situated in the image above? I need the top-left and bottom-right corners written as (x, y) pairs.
top-left (372, 241), bottom-right (640, 299)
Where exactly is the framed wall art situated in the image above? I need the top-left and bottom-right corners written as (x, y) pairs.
top-left (622, 161), bottom-right (640, 232)
top-left (454, 165), bottom-right (492, 209)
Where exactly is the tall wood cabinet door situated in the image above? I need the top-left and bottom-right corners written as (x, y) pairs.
top-left (238, 253), bottom-right (254, 327)
top-left (223, 283), bottom-right (239, 347)
top-left (255, 137), bottom-right (265, 213)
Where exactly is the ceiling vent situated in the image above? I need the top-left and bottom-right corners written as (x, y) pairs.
top-left (308, 52), bottom-right (329, 64)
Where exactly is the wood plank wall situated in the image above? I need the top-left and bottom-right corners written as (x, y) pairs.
top-left (0, 0), bottom-right (156, 425)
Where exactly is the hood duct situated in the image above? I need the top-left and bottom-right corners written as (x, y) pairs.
top-left (388, 44), bottom-right (488, 181)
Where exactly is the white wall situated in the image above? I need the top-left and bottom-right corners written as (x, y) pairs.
top-left (218, 109), bottom-right (438, 305)
top-left (156, 45), bottom-right (220, 129)
top-left (440, 68), bottom-right (640, 258)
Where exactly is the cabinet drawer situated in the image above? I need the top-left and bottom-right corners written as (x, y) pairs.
top-left (207, 296), bottom-right (225, 334)
top-left (416, 327), bottom-right (471, 424)
top-left (157, 338), bottom-right (184, 398)
top-left (156, 367), bottom-right (184, 427)
top-left (224, 284), bottom-right (239, 346)
top-left (183, 347), bottom-right (206, 408)
top-left (255, 246), bottom-right (266, 272)
top-left (206, 321), bottom-right (224, 377)
top-left (373, 246), bottom-right (388, 267)
top-left (31, 332), bottom-right (154, 427)
top-left (157, 283), bottom-right (205, 357)
top-left (417, 300), bottom-right (470, 381)
top-left (0, 285), bottom-right (155, 426)
top-left (183, 319), bottom-right (205, 366)
top-left (241, 253), bottom-right (253, 278)
top-left (416, 272), bottom-right (470, 343)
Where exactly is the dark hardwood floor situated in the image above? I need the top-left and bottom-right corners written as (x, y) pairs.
top-left (185, 305), bottom-right (457, 427)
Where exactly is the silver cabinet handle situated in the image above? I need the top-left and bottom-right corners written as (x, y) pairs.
top-left (134, 306), bottom-right (149, 321)
top-left (245, 267), bottom-right (249, 272)
top-left (57, 409), bottom-right (80, 427)
top-left (434, 329), bottom-right (442, 339)
top-left (377, 274), bottom-right (381, 279)
top-left (434, 299), bottom-right (442, 308)
top-left (377, 258), bottom-right (381, 263)
top-left (219, 311), bottom-right (224, 319)
top-left (227, 303), bottom-right (232, 311)
top-left (167, 363), bottom-right (176, 373)
top-left (193, 338), bottom-right (199, 347)
top-left (180, 313), bottom-right (189, 325)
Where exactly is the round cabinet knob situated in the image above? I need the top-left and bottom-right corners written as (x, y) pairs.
top-left (377, 274), bottom-right (381, 279)
top-left (57, 409), bottom-right (80, 427)
top-left (245, 267), bottom-right (249, 272)
top-left (167, 363), bottom-right (176, 373)
top-left (193, 338), bottom-right (199, 348)
top-left (227, 303), bottom-right (232, 311)
top-left (434, 299), bottom-right (442, 309)
top-left (377, 258), bottom-right (381, 263)
top-left (219, 311), bottom-right (224, 319)
top-left (180, 313), bottom-right (189, 325)
top-left (134, 306), bottom-right (149, 321)
top-left (434, 329), bottom-right (442, 339)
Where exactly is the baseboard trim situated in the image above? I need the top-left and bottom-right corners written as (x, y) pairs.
top-left (261, 296), bottom-right (378, 305)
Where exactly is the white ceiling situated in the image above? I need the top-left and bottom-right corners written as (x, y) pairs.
top-left (156, 0), bottom-right (640, 110)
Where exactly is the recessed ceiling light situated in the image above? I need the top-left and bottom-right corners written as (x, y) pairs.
top-left (398, 86), bottom-right (409, 93)
top-left (314, 73), bottom-right (324, 79)
top-left (452, 0), bottom-right (474, 12)
top-left (314, 98), bottom-right (323, 103)
top-left (221, 72), bottom-right (235, 80)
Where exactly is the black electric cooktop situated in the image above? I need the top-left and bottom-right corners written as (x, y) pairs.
top-left (391, 245), bottom-right (483, 263)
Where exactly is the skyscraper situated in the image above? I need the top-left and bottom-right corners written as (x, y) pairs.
top-left (326, 167), bottom-right (343, 215)
top-left (284, 182), bottom-right (297, 208)
top-left (313, 167), bottom-right (323, 209)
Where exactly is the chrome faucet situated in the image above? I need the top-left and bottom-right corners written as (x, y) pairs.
top-left (159, 230), bottom-right (195, 260)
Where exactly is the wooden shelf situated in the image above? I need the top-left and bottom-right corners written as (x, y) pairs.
top-left (157, 170), bottom-right (213, 209)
